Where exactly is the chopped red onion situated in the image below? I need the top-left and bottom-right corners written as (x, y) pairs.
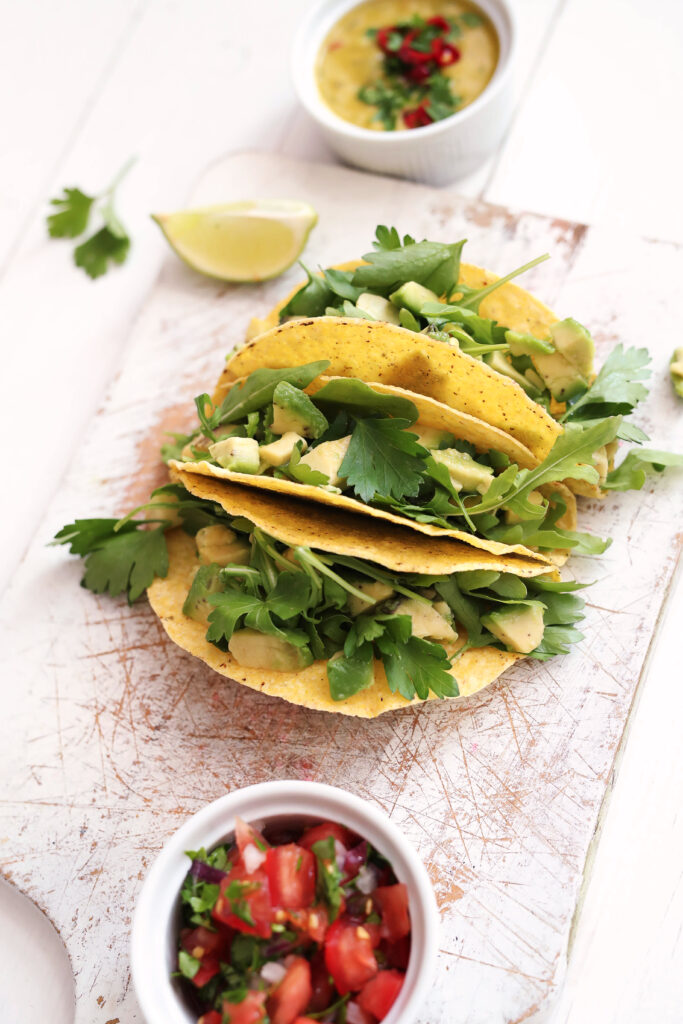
top-left (342, 840), bottom-right (368, 882)
top-left (189, 859), bottom-right (227, 885)
top-left (260, 961), bottom-right (287, 985)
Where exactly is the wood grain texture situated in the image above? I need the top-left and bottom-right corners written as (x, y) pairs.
top-left (1, 154), bottom-right (681, 1024)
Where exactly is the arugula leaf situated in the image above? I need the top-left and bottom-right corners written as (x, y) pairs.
top-left (327, 643), bottom-right (374, 701)
top-left (435, 578), bottom-right (488, 647)
top-left (312, 378), bottom-right (418, 421)
top-left (160, 431), bottom-right (197, 464)
top-left (286, 442), bottom-right (329, 486)
top-left (74, 226), bottom-right (130, 279)
top-left (215, 362), bottom-right (330, 426)
top-left (528, 625), bottom-right (584, 661)
top-left (353, 237), bottom-right (464, 297)
top-left (322, 267), bottom-right (363, 303)
top-left (312, 837), bottom-right (344, 921)
top-left (279, 263), bottom-right (333, 318)
top-left (561, 345), bottom-right (651, 421)
top-left (340, 418), bottom-right (428, 503)
top-left (47, 187), bottom-right (95, 238)
top-left (456, 254), bottom-right (550, 312)
top-left (603, 448), bottom-right (683, 491)
top-left (421, 301), bottom-right (508, 347)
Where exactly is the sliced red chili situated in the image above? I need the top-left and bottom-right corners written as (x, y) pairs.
top-left (436, 42), bottom-right (461, 66)
top-left (403, 103), bottom-right (434, 129)
top-left (427, 15), bottom-right (451, 32)
top-left (398, 30), bottom-right (431, 65)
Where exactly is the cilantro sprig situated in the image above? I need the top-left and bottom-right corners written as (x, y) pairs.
top-left (47, 158), bottom-right (134, 278)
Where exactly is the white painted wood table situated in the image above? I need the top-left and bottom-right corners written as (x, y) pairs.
top-left (1, 2), bottom-right (682, 1023)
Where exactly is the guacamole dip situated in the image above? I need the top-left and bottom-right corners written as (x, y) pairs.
top-left (316, 0), bottom-right (499, 131)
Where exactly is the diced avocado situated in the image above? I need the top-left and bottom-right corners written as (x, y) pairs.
top-left (271, 381), bottom-right (329, 438)
top-left (356, 293), bottom-right (401, 325)
top-left (183, 564), bottom-right (223, 624)
top-left (183, 424), bottom-right (244, 460)
top-left (209, 435), bottom-right (260, 473)
top-left (524, 367), bottom-right (546, 391)
top-left (670, 346), bottom-right (683, 398)
top-left (393, 598), bottom-right (458, 642)
top-left (196, 525), bottom-right (251, 567)
top-left (481, 602), bottom-right (545, 654)
top-left (550, 318), bottom-right (594, 378)
top-left (390, 281), bottom-right (439, 317)
top-left (505, 330), bottom-right (555, 357)
top-left (412, 426), bottom-right (455, 450)
top-left (531, 349), bottom-right (587, 401)
top-left (505, 489), bottom-right (545, 524)
top-left (431, 448), bottom-right (494, 494)
top-left (348, 580), bottom-right (395, 617)
top-left (228, 628), bottom-right (313, 671)
top-left (260, 432), bottom-right (307, 468)
top-left (299, 435), bottom-right (352, 487)
top-left (485, 351), bottom-right (540, 394)
top-left (399, 307), bottom-right (421, 332)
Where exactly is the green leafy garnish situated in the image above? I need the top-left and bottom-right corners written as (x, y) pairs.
top-left (340, 418), bottom-right (428, 502)
top-left (311, 837), bottom-right (343, 921)
top-left (603, 448), bottom-right (683, 491)
top-left (46, 158), bottom-right (134, 278)
top-left (177, 950), bottom-right (200, 980)
top-left (561, 345), bottom-right (651, 422)
top-left (212, 361), bottom-right (330, 429)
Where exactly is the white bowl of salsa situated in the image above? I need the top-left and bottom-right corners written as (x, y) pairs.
top-left (292, 0), bottom-right (516, 184)
top-left (132, 781), bottom-right (439, 1024)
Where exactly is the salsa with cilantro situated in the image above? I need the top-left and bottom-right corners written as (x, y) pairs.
top-left (316, 0), bottom-right (498, 131)
top-left (176, 816), bottom-right (410, 1024)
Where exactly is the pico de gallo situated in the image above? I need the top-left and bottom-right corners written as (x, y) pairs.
top-left (175, 816), bottom-right (411, 1024)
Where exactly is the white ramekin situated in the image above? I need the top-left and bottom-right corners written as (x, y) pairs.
top-left (292, 0), bottom-right (516, 185)
top-left (132, 781), bottom-right (439, 1024)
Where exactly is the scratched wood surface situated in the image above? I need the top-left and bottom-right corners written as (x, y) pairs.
top-left (1, 154), bottom-right (682, 1024)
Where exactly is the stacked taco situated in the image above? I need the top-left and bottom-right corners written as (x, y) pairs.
top-left (55, 225), bottom-right (682, 716)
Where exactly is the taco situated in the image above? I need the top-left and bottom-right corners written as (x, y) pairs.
top-left (143, 472), bottom-right (588, 717)
top-left (169, 361), bottom-right (609, 564)
top-left (228, 228), bottom-right (672, 499)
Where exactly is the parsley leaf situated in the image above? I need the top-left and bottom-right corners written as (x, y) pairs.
top-left (279, 263), bottom-right (334, 318)
top-left (52, 518), bottom-right (168, 603)
top-left (377, 619), bottom-right (458, 700)
top-left (74, 226), bottom-right (130, 279)
top-left (47, 187), bottom-right (95, 238)
top-left (603, 448), bottom-right (683, 491)
top-left (340, 418), bottom-right (428, 503)
top-left (327, 642), bottom-right (374, 701)
top-left (312, 377), bottom-right (418, 421)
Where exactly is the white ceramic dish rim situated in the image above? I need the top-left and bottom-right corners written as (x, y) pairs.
top-left (131, 781), bottom-right (440, 1024)
top-left (292, 0), bottom-right (516, 143)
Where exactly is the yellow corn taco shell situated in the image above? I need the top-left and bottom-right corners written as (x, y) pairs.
top-left (149, 473), bottom-right (554, 717)
top-left (173, 376), bottom-right (573, 565)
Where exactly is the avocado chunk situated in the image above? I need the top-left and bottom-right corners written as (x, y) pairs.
top-left (505, 489), bottom-right (545, 524)
top-left (299, 435), bottom-right (352, 487)
top-left (432, 448), bottom-right (494, 494)
top-left (271, 382), bottom-right (329, 439)
top-left (348, 580), bottom-right (394, 617)
top-left (183, 564), bottom-right (223, 624)
top-left (550, 318), bottom-right (595, 378)
top-left (209, 435), bottom-right (260, 473)
top-left (524, 367), bottom-right (546, 392)
top-left (356, 293), bottom-right (401, 325)
top-left (390, 281), bottom-right (439, 317)
top-left (412, 426), bottom-right (455, 450)
top-left (485, 351), bottom-right (541, 394)
top-left (196, 525), bottom-right (251, 567)
top-left (531, 349), bottom-right (587, 401)
top-left (228, 628), bottom-right (313, 671)
top-left (183, 424), bottom-right (244, 460)
top-left (670, 346), bottom-right (683, 398)
top-left (505, 330), bottom-right (555, 357)
top-left (393, 598), bottom-right (458, 642)
top-left (481, 602), bottom-right (545, 654)
top-left (260, 432), bottom-right (307, 468)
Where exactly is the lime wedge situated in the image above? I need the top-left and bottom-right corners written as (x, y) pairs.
top-left (152, 200), bottom-right (317, 282)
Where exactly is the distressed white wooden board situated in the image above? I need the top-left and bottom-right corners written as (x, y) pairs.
top-left (1, 154), bottom-right (682, 1024)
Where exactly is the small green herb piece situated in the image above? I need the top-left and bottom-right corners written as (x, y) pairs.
top-left (177, 950), bottom-right (200, 980)
top-left (376, 617), bottom-right (459, 700)
top-left (340, 418), bottom-right (428, 503)
top-left (46, 158), bottom-right (134, 278)
top-left (603, 448), bottom-right (683, 491)
top-left (312, 837), bottom-right (343, 921)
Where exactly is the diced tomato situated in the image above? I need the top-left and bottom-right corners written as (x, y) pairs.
top-left (266, 844), bottom-right (316, 910)
top-left (287, 904), bottom-right (330, 944)
top-left (221, 990), bottom-right (267, 1024)
top-left (198, 1012), bottom-right (222, 1024)
top-left (358, 969), bottom-right (405, 1020)
top-left (293, 1019), bottom-right (319, 1024)
top-left (373, 884), bottom-right (410, 940)
top-left (307, 950), bottom-right (334, 1012)
top-left (212, 865), bottom-right (274, 938)
top-left (267, 956), bottom-right (312, 1024)
top-left (299, 821), bottom-right (353, 851)
top-left (235, 816), bottom-right (269, 856)
top-left (380, 935), bottom-right (411, 970)
top-left (181, 925), bottom-right (228, 960)
top-left (324, 917), bottom-right (378, 995)
top-left (192, 956), bottom-right (220, 987)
